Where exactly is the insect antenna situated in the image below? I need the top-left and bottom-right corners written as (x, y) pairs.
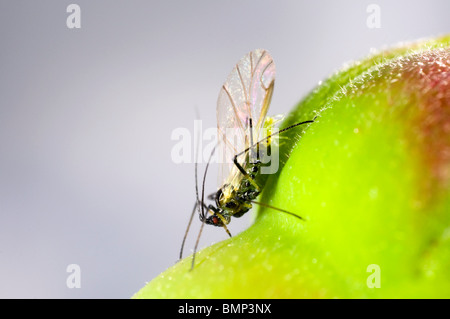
top-left (229, 116), bottom-right (317, 194)
top-left (234, 116), bottom-right (317, 160)
top-left (190, 144), bottom-right (216, 270)
top-left (179, 114), bottom-right (203, 261)
top-left (250, 200), bottom-right (304, 221)
top-left (178, 168), bottom-right (199, 260)
top-left (276, 115), bottom-right (318, 136)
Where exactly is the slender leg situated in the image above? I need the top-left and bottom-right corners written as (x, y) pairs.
top-left (182, 127), bottom-right (203, 261)
top-left (231, 116), bottom-right (260, 190)
top-left (207, 192), bottom-right (217, 201)
top-left (179, 201), bottom-right (198, 260)
top-left (231, 118), bottom-right (316, 191)
top-left (232, 155), bottom-right (260, 191)
top-left (191, 144), bottom-right (216, 270)
top-left (179, 200), bottom-right (211, 261)
top-left (234, 118), bottom-right (316, 161)
top-left (250, 200), bottom-right (304, 221)
top-left (231, 116), bottom-right (260, 189)
top-left (191, 213), bottom-right (206, 270)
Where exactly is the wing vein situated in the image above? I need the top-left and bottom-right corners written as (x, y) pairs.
top-left (222, 84), bottom-right (246, 134)
top-left (260, 60), bottom-right (274, 90)
top-left (236, 64), bottom-right (249, 105)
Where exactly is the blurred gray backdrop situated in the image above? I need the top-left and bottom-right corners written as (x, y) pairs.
top-left (0, 0), bottom-right (448, 298)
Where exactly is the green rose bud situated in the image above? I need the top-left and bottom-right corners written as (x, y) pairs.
top-left (134, 35), bottom-right (450, 298)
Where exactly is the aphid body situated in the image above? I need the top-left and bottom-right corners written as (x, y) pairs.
top-left (180, 49), bottom-right (315, 267)
top-left (203, 49), bottom-right (278, 230)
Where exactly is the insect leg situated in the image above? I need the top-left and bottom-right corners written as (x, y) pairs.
top-left (191, 215), bottom-right (206, 270)
top-left (179, 200), bottom-right (198, 261)
top-left (220, 221), bottom-right (232, 238)
top-left (232, 117), bottom-right (317, 192)
top-left (232, 116), bottom-right (262, 191)
top-left (180, 138), bottom-right (202, 262)
top-left (233, 154), bottom-right (261, 191)
top-left (179, 199), bottom-right (211, 261)
top-left (234, 117), bottom-right (317, 162)
top-left (191, 144), bottom-right (216, 270)
top-left (180, 128), bottom-right (213, 262)
top-left (250, 200), bottom-right (304, 221)
top-left (207, 192), bottom-right (217, 201)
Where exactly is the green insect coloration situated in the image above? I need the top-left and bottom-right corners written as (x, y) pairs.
top-left (179, 49), bottom-right (316, 269)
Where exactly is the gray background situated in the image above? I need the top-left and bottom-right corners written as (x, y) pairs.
top-left (0, 1), bottom-right (448, 298)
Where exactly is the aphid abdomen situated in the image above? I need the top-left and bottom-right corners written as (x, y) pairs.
top-left (232, 207), bottom-right (250, 218)
top-left (230, 196), bottom-right (253, 218)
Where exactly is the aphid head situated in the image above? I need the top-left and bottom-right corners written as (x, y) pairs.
top-left (200, 208), bottom-right (230, 227)
top-left (204, 214), bottom-right (225, 227)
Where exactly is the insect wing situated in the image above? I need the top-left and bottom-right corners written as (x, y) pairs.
top-left (216, 49), bottom-right (276, 188)
top-left (249, 50), bottom-right (276, 139)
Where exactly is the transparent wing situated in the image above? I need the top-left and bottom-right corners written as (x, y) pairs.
top-left (216, 49), bottom-right (276, 188)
